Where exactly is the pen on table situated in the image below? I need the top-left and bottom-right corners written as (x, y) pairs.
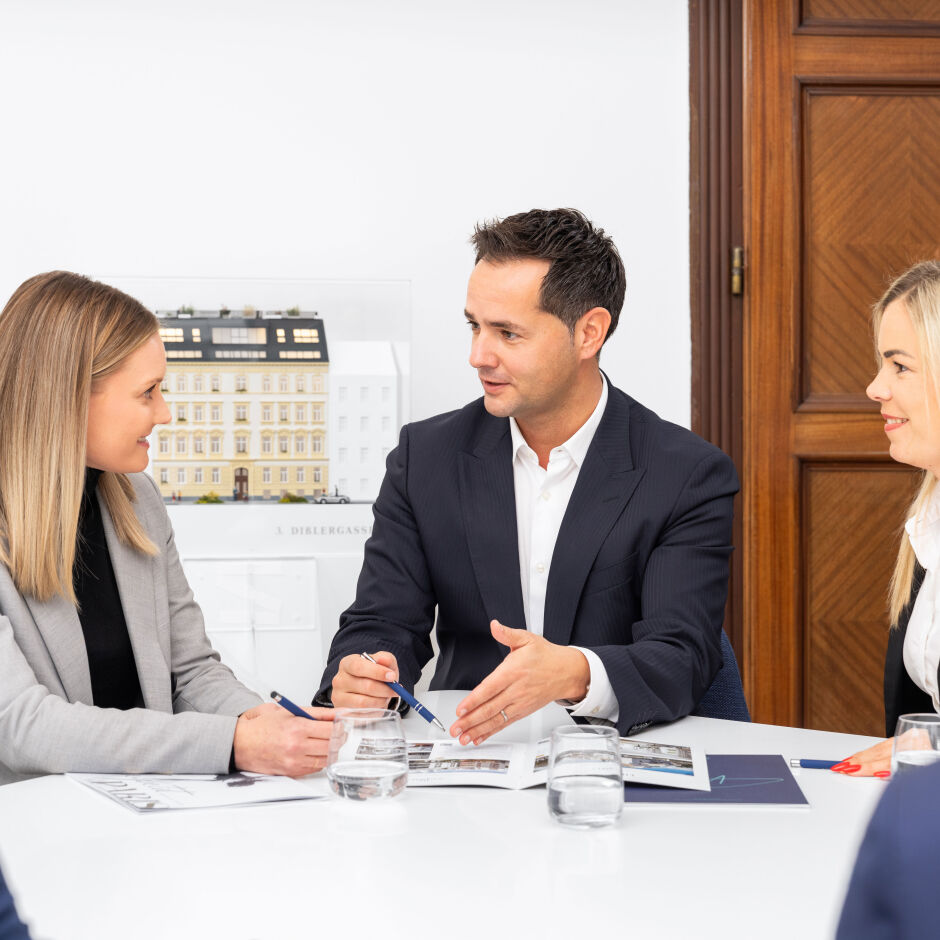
top-left (789, 758), bottom-right (840, 770)
top-left (360, 652), bottom-right (446, 732)
top-left (270, 690), bottom-right (318, 721)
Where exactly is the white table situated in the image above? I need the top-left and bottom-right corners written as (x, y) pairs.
top-left (0, 692), bottom-right (884, 940)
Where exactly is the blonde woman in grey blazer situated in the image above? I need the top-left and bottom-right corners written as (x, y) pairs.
top-left (0, 272), bottom-right (333, 785)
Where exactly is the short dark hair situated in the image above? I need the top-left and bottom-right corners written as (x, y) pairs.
top-left (470, 208), bottom-right (625, 344)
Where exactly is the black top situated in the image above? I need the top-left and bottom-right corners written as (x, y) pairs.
top-left (74, 469), bottom-right (144, 710)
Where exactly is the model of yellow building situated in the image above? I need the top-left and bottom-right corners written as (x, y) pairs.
top-left (152, 311), bottom-right (329, 502)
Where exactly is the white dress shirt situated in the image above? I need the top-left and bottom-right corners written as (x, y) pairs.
top-left (509, 375), bottom-right (619, 722)
top-left (903, 488), bottom-right (940, 714)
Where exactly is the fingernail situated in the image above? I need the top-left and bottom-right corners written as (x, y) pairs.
top-left (453, 727), bottom-right (462, 737)
top-left (458, 708), bottom-right (467, 717)
top-left (385, 671), bottom-right (394, 680)
top-left (830, 761), bottom-right (849, 772)
top-left (843, 765), bottom-right (861, 774)
top-left (460, 734), bottom-right (470, 745)
top-left (874, 770), bottom-right (891, 778)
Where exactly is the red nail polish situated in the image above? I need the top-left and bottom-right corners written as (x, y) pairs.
top-left (874, 770), bottom-right (891, 778)
top-left (843, 765), bottom-right (861, 774)
top-left (830, 761), bottom-right (849, 772)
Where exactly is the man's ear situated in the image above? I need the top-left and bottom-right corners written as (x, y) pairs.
top-left (576, 307), bottom-right (612, 360)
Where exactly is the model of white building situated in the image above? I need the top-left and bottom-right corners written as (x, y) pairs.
top-left (327, 341), bottom-right (406, 501)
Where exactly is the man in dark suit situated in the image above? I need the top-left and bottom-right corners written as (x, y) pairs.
top-left (317, 208), bottom-right (738, 743)
top-left (837, 760), bottom-right (940, 939)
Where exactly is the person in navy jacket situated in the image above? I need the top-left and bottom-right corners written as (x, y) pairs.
top-left (317, 209), bottom-right (738, 743)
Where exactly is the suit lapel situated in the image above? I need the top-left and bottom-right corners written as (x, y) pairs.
top-left (457, 414), bottom-right (527, 631)
top-left (543, 389), bottom-right (645, 646)
top-left (24, 592), bottom-right (94, 704)
top-left (100, 490), bottom-right (171, 711)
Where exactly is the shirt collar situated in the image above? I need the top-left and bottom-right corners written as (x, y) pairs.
top-left (509, 374), bottom-right (608, 468)
top-left (906, 485), bottom-right (940, 572)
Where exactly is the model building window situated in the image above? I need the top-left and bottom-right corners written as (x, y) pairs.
top-left (295, 376), bottom-right (305, 393)
top-left (235, 375), bottom-right (247, 392)
top-left (177, 469), bottom-right (186, 484)
top-left (280, 467), bottom-right (289, 484)
top-left (296, 404), bottom-right (306, 422)
top-left (212, 468), bottom-right (221, 484)
top-left (159, 436), bottom-right (170, 455)
top-left (312, 405), bottom-right (322, 422)
top-left (194, 405), bottom-right (204, 422)
top-left (176, 436), bottom-right (186, 454)
top-left (279, 374), bottom-right (289, 393)
top-left (262, 436), bottom-right (272, 454)
top-left (262, 375), bottom-right (272, 392)
top-left (194, 468), bottom-right (203, 484)
top-left (160, 327), bottom-right (184, 343)
top-left (211, 375), bottom-right (220, 392)
top-left (295, 436), bottom-right (305, 454)
top-left (210, 437), bottom-right (221, 455)
top-left (263, 467), bottom-right (271, 484)
top-left (313, 436), bottom-right (323, 454)
top-left (193, 375), bottom-right (203, 393)
top-left (235, 436), bottom-right (247, 454)
top-left (279, 435), bottom-right (289, 454)
top-left (279, 405), bottom-right (289, 422)
top-left (176, 375), bottom-right (186, 392)
top-left (212, 327), bottom-right (266, 344)
top-left (235, 405), bottom-right (247, 421)
top-left (314, 468), bottom-right (322, 483)
top-left (160, 469), bottom-right (169, 484)
top-left (211, 404), bottom-right (221, 422)
top-left (177, 405), bottom-right (187, 422)
top-left (194, 436), bottom-right (204, 454)
top-left (296, 467), bottom-right (305, 483)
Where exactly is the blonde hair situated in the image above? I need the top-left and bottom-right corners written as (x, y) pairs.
top-left (0, 271), bottom-right (160, 602)
top-left (873, 261), bottom-right (940, 626)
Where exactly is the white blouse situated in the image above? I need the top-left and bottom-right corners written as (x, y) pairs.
top-left (902, 488), bottom-right (940, 714)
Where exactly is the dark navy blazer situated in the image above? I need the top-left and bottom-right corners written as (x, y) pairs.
top-left (0, 863), bottom-right (30, 940)
top-left (837, 759), bottom-right (940, 939)
top-left (318, 383), bottom-right (739, 734)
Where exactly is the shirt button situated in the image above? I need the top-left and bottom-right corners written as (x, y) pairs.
top-left (592, 707), bottom-right (599, 715)
top-left (541, 491), bottom-right (551, 501)
top-left (535, 562), bottom-right (545, 573)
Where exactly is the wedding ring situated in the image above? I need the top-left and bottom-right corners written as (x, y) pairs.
top-left (499, 708), bottom-right (509, 723)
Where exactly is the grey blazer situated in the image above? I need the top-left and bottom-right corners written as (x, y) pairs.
top-left (0, 473), bottom-right (262, 785)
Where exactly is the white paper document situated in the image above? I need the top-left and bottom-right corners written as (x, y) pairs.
top-left (406, 737), bottom-right (711, 791)
top-left (67, 772), bottom-right (323, 813)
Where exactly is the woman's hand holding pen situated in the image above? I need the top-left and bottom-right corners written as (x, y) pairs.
top-left (233, 702), bottom-right (335, 777)
top-left (833, 737), bottom-right (893, 778)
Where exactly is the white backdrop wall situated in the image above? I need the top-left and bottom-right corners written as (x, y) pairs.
top-left (0, 0), bottom-right (690, 426)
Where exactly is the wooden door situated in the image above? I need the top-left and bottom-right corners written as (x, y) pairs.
top-left (743, 0), bottom-right (940, 732)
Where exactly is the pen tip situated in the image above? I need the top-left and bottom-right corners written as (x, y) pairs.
top-left (434, 718), bottom-right (446, 732)
top-left (270, 691), bottom-right (279, 700)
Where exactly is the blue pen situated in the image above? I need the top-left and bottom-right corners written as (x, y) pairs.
top-left (270, 690), bottom-right (318, 721)
top-left (789, 758), bottom-right (839, 770)
top-left (360, 652), bottom-right (446, 732)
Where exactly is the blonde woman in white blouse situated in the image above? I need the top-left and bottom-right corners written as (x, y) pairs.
top-left (838, 261), bottom-right (940, 778)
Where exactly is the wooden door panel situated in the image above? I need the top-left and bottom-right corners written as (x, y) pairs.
top-left (801, 0), bottom-right (940, 31)
top-left (803, 464), bottom-right (920, 733)
top-left (743, 0), bottom-right (940, 728)
top-left (802, 88), bottom-right (940, 407)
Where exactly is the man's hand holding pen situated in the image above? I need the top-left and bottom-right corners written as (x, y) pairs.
top-left (233, 702), bottom-right (334, 777)
top-left (332, 650), bottom-right (402, 709)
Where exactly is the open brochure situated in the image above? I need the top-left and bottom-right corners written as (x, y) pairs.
top-left (405, 736), bottom-right (711, 791)
top-left (67, 772), bottom-right (323, 813)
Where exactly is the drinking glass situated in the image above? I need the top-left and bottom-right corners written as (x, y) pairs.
top-left (547, 725), bottom-right (622, 828)
top-left (326, 708), bottom-right (408, 800)
top-left (891, 714), bottom-right (940, 778)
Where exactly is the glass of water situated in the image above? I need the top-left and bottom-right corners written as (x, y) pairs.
top-left (326, 708), bottom-right (408, 800)
top-left (548, 725), bottom-right (623, 828)
top-left (891, 714), bottom-right (940, 778)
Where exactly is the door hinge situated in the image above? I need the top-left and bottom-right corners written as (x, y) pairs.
top-left (731, 246), bottom-right (744, 296)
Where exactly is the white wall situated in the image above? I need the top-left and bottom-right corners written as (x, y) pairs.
top-left (0, 0), bottom-right (690, 426)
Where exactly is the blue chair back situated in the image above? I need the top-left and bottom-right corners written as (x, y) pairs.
top-left (692, 631), bottom-right (750, 721)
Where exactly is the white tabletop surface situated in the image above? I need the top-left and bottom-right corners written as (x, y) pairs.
top-left (0, 691), bottom-right (884, 940)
